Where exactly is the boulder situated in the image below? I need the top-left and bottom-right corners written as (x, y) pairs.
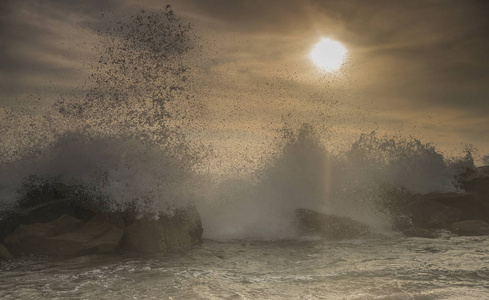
top-left (408, 192), bottom-right (489, 229)
top-left (450, 220), bottom-right (489, 236)
top-left (458, 167), bottom-right (489, 198)
top-left (16, 199), bottom-right (94, 225)
top-left (0, 212), bottom-right (20, 242)
top-left (44, 220), bottom-right (123, 256)
top-left (0, 243), bottom-right (13, 260)
top-left (4, 215), bottom-right (123, 256)
top-left (295, 208), bottom-right (369, 239)
top-left (123, 205), bottom-right (203, 253)
top-left (3, 214), bottom-right (84, 254)
top-left (461, 177), bottom-right (489, 198)
top-left (403, 228), bottom-right (437, 238)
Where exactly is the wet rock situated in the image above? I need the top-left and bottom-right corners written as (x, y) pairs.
top-left (0, 212), bottom-right (20, 242)
top-left (450, 220), bottom-right (489, 236)
top-left (123, 205), bottom-right (203, 253)
top-left (0, 243), bottom-right (13, 260)
top-left (3, 214), bottom-right (84, 254)
top-left (295, 208), bottom-right (369, 239)
top-left (17, 200), bottom-right (94, 225)
top-left (458, 167), bottom-right (489, 203)
top-left (403, 228), bottom-right (437, 238)
top-left (408, 192), bottom-right (489, 229)
top-left (45, 220), bottom-right (123, 256)
top-left (4, 214), bottom-right (123, 256)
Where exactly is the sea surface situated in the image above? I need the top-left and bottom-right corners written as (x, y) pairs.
top-left (1, 233), bottom-right (488, 300)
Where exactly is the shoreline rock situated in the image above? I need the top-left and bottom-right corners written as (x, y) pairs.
top-left (0, 243), bottom-right (13, 260)
top-left (123, 205), bottom-right (203, 254)
top-left (450, 220), bottom-right (489, 236)
top-left (403, 228), bottom-right (437, 238)
top-left (295, 208), bottom-right (369, 240)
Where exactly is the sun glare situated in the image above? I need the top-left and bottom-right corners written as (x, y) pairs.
top-left (310, 38), bottom-right (347, 72)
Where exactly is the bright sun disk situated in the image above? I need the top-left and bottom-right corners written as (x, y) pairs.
top-left (310, 38), bottom-right (347, 72)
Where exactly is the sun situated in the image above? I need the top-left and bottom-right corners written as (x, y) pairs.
top-left (310, 38), bottom-right (347, 72)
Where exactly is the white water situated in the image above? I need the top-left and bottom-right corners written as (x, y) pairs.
top-left (1, 234), bottom-right (488, 299)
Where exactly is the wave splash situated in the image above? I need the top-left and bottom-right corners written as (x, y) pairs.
top-left (0, 7), bottom-right (477, 240)
top-left (199, 124), bottom-right (474, 239)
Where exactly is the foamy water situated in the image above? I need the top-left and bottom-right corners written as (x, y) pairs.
top-left (1, 234), bottom-right (488, 299)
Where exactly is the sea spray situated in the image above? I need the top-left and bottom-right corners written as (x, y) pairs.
top-left (0, 6), bottom-right (479, 240)
top-left (199, 124), bottom-right (476, 240)
top-left (0, 7), bottom-right (205, 218)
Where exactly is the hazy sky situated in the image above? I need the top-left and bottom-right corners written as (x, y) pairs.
top-left (1, 0), bottom-right (488, 163)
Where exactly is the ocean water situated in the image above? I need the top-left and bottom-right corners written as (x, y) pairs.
top-left (1, 234), bottom-right (488, 299)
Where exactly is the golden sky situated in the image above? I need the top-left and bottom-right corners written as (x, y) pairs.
top-left (1, 0), bottom-right (488, 165)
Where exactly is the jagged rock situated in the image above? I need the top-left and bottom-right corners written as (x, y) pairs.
top-left (16, 200), bottom-right (94, 225)
top-left (0, 243), bottom-right (13, 260)
top-left (45, 220), bottom-right (123, 256)
top-left (403, 228), bottom-right (437, 238)
top-left (4, 214), bottom-right (84, 254)
top-left (89, 213), bottom-right (127, 229)
top-left (4, 214), bottom-right (123, 256)
top-left (123, 205), bottom-right (203, 253)
top-left (450, 220), bottom-right (489, 236)
top-left (295, 208), bottom-right (369, 239)
top-left (0, 212), bottom-right (20, 242)
top-left (458, 167), bottom-right (489, 201)
top-left (408, 192), bottom-right (489, 229)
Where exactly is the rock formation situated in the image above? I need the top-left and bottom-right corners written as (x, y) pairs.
top-left (295, 208), bottom-right (369, 239)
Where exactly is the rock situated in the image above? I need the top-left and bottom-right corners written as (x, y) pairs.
top-left (450, 220), bottom-right (489, 236)
top-left (461, 177), bottom-right (489, 198)
top-left (4, 214), bottom-right (84, 254)
top-left (403, 228), bottom-right (437, 238)
top-left (0, 243), bottom-right (13, 260)
top-left (16, 200), bottom-right (94, 225)
top-left (45, 220), bottom-right (123, 256)
top-left (89, 213), bottom-right (127, 229)
top-left (4, 214), bottom-right (123, 256)
top-left (408, 192), bottom-right (489, 229)
top-left (123, 205), bottom-right (203, 254)
top-left (295, 208), bottom-right (369, 239)
top-left (0, 212), bottom-right (20, 242)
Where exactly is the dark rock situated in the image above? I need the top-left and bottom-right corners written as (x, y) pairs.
top-left (461, 177), bottom-right (489, 198)
top-left (408, 192), bottom-right (489, 229)
top-left (89, 213), bottom-right (127, 229)
top-left (403, 228), bottom-right (437, 238)
top-left (17, 200), bottom-right (94, 225)
top-left (45, 220), bottom-right (123, 256)
top-left (3, 214), bottom-right (84, 254)
top-left (0, 212), bottom-right (20, 242)
top-left (0, 243), bottom-right (13, 260)
top-left (295, 208), bottom-right (369, 239)
top-left (4, 214), bottom-right (123, 256)
top-left (123, 205), bottom-right (203, 254)
top-left (458, 166), bottom-right (489, 198)
top-left (450, 220), bottom-right (489, 236)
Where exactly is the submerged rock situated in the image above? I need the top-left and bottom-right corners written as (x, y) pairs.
top-left (123, 205), bottom-right (203, 254)
top-left (295, 208), bottom-right (369, 239)
top-left (450, 220), bottom-right (489, 236)
top-left (0, 243), bottom-right (13, 260)
top-left (403, 228), bottom-right (437, 238)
